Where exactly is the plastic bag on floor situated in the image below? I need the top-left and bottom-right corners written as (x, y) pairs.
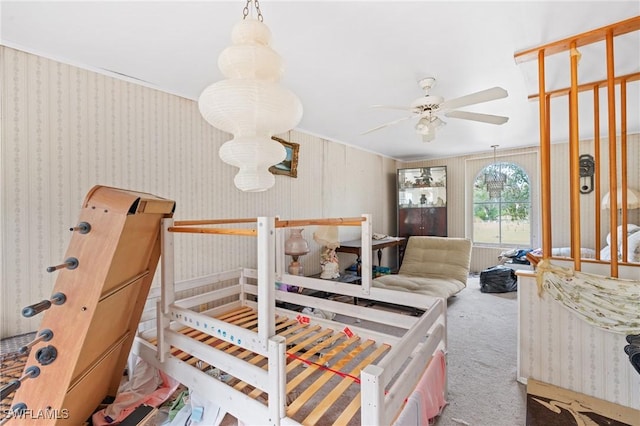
top-left (479, 265), bottom-right (517, 293)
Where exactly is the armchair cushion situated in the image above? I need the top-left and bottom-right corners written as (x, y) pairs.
top-left (373, 236), bottom-right (472, 299)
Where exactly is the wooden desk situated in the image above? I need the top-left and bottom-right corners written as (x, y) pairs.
top-left (336, 237), bottom-right (406, 266)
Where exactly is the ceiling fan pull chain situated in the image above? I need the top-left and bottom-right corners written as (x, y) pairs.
top-left (242, 0), bottom-right (264, 22)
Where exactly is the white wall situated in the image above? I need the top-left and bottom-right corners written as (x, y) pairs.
top-left (0, 46), bottom-right (397, 337)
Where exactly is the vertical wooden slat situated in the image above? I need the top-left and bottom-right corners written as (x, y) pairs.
top-left (620, 79), bottom-right (628, 262)
top-left (538, 50), bottom-right (552, 259)
top-left (593, 86), bottom-right (602, 258)
top-left (605, 30), bottom-right (618, 277)
top-left (568, 41), bottom-right (581, 271)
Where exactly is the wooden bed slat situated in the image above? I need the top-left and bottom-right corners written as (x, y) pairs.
top-left (216, 306), bottom-right (254, 320)
top-left (286, 333), bottom-right (346, 374)
top-left (229, 324), bottom-right (325, 394)
top-left (286, 336), bottom-right (360, 394)
top-left (303, 344), bottom-right (391, 425)
top-left (333, 391), bottom-right (363, 425)
top-left (242, 328), bottom-right (336, 401)
top-left (287, 339), bottom-right (375, 415)
top-left (144, 305), bottom-right (417, 426)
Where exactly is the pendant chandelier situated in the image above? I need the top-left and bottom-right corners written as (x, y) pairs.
top-left (198, 0), bottom-right (303, 192)
top-left (485, 145), bottom-right (506, 199)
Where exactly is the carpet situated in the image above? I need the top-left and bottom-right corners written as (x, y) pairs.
top-left (434, 275), bottom-right (526, 426)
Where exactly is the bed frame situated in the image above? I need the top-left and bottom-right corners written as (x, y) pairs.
top-left (132, 215), bottom-right (447, 425)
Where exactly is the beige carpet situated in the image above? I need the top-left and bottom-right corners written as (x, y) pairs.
top-left (434, 275), bottom-right (526, 426)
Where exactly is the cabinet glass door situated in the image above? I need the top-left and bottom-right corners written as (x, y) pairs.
top-left (397, 166), bottom-right (447, 237)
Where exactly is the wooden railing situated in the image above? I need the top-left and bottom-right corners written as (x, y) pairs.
top-left (514, 16), bottom-right (640, 277)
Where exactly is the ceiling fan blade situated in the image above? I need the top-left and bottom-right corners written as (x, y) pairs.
top-left (370, 104), bottom-right (417, 112)
top-left (439, 87), bottom-right (508, 111)
top-left (361, 115), bottom-right (415, 135)
top-left (444, 110), bottom-right (509, 125)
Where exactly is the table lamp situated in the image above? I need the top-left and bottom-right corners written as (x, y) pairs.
top-left (285, 228), bottom-right (310, 275)
top-left (313, 226), bottom-right (340, 279)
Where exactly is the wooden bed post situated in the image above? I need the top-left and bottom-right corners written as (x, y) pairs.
top-left (361, 364), bottom-right (384, 425)
top-left (359, 214), bottom-right (373, 296)
top-left (158, 217), bottom-right (174, 362)
top-left (257, 217), bottom-right (276, 343)
top-left (161, 217), bottom-right (175, 315)
top-left (274, 216), bottom-right (285, 281)
top-left (267, 335), bottom-right (286, 426)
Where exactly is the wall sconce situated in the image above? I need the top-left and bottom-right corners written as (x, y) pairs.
top-left (284, 229), bottom-right (309, 275)
top-left (579, 154), bottom-right (595, 194)
top-left (198, 0), bottom-right (303, 192)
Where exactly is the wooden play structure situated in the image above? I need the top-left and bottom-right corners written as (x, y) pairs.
top-left (2, 186), bottom-right (175, 424)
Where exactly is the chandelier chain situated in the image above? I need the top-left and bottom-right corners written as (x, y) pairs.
top-left (243, 0), bottom-right (264, 22)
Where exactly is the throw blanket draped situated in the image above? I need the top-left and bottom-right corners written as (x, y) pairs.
top-left (536, 260), bottom-right (640, 334)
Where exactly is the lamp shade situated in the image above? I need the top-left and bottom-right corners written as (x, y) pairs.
top-left (198, 18), bottom-right (303, 192)
top-left (313, 226), bottom-right (340, 250)
top-left (601, 188), bottom-right (640, 210)
top-left (284, 229), bottom-right (310, 256)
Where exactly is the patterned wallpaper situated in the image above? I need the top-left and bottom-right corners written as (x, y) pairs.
top-left (519, 272), bottom-right (639, 410)
top-left (0, 46), bottom-right (397, 337)
top-left (2, 45), bottom-right (638, 336)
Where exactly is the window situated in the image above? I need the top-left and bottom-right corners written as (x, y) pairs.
top-left (473, 162), bottom-right (531, 246)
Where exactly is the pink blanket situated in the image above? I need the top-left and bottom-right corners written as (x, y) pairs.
top-left (394, 350), bottom-right (447, 425)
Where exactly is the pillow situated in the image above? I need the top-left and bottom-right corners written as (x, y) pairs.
top-left (606, 224), bottom-right (640, 247)
top-left (627, 230), bottom-right (640, 263)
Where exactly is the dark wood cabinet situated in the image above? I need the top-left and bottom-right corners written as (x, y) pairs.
top-left (397, 167), bottom-right (447, 237)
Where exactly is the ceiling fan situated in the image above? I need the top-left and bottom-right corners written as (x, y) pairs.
top-left (363, 77), bottom-right (509, 142)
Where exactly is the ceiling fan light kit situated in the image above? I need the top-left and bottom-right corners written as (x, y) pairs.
top-left (364, 77), bottom-right (509, 143)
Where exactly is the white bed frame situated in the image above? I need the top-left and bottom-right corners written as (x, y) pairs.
top-left (132, 215), bottom-right (447, 425)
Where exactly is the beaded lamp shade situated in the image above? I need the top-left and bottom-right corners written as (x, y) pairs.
top-left (484, 145), bottom-right (506, 199)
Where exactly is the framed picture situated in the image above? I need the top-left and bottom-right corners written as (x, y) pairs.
top-left (270, 137), bottom-right (299, 178)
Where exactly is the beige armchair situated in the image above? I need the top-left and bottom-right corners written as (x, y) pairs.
top-left (373, 236), bottom-right (472, 299)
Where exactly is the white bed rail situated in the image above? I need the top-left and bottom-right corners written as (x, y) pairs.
top-left (133, 214), bottom-right (447, 425)
top-left (361, 299), bottom-right (446, 425)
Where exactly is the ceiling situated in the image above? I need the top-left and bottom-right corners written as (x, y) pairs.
top-left (2, 1), bottom-right (639, 161)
